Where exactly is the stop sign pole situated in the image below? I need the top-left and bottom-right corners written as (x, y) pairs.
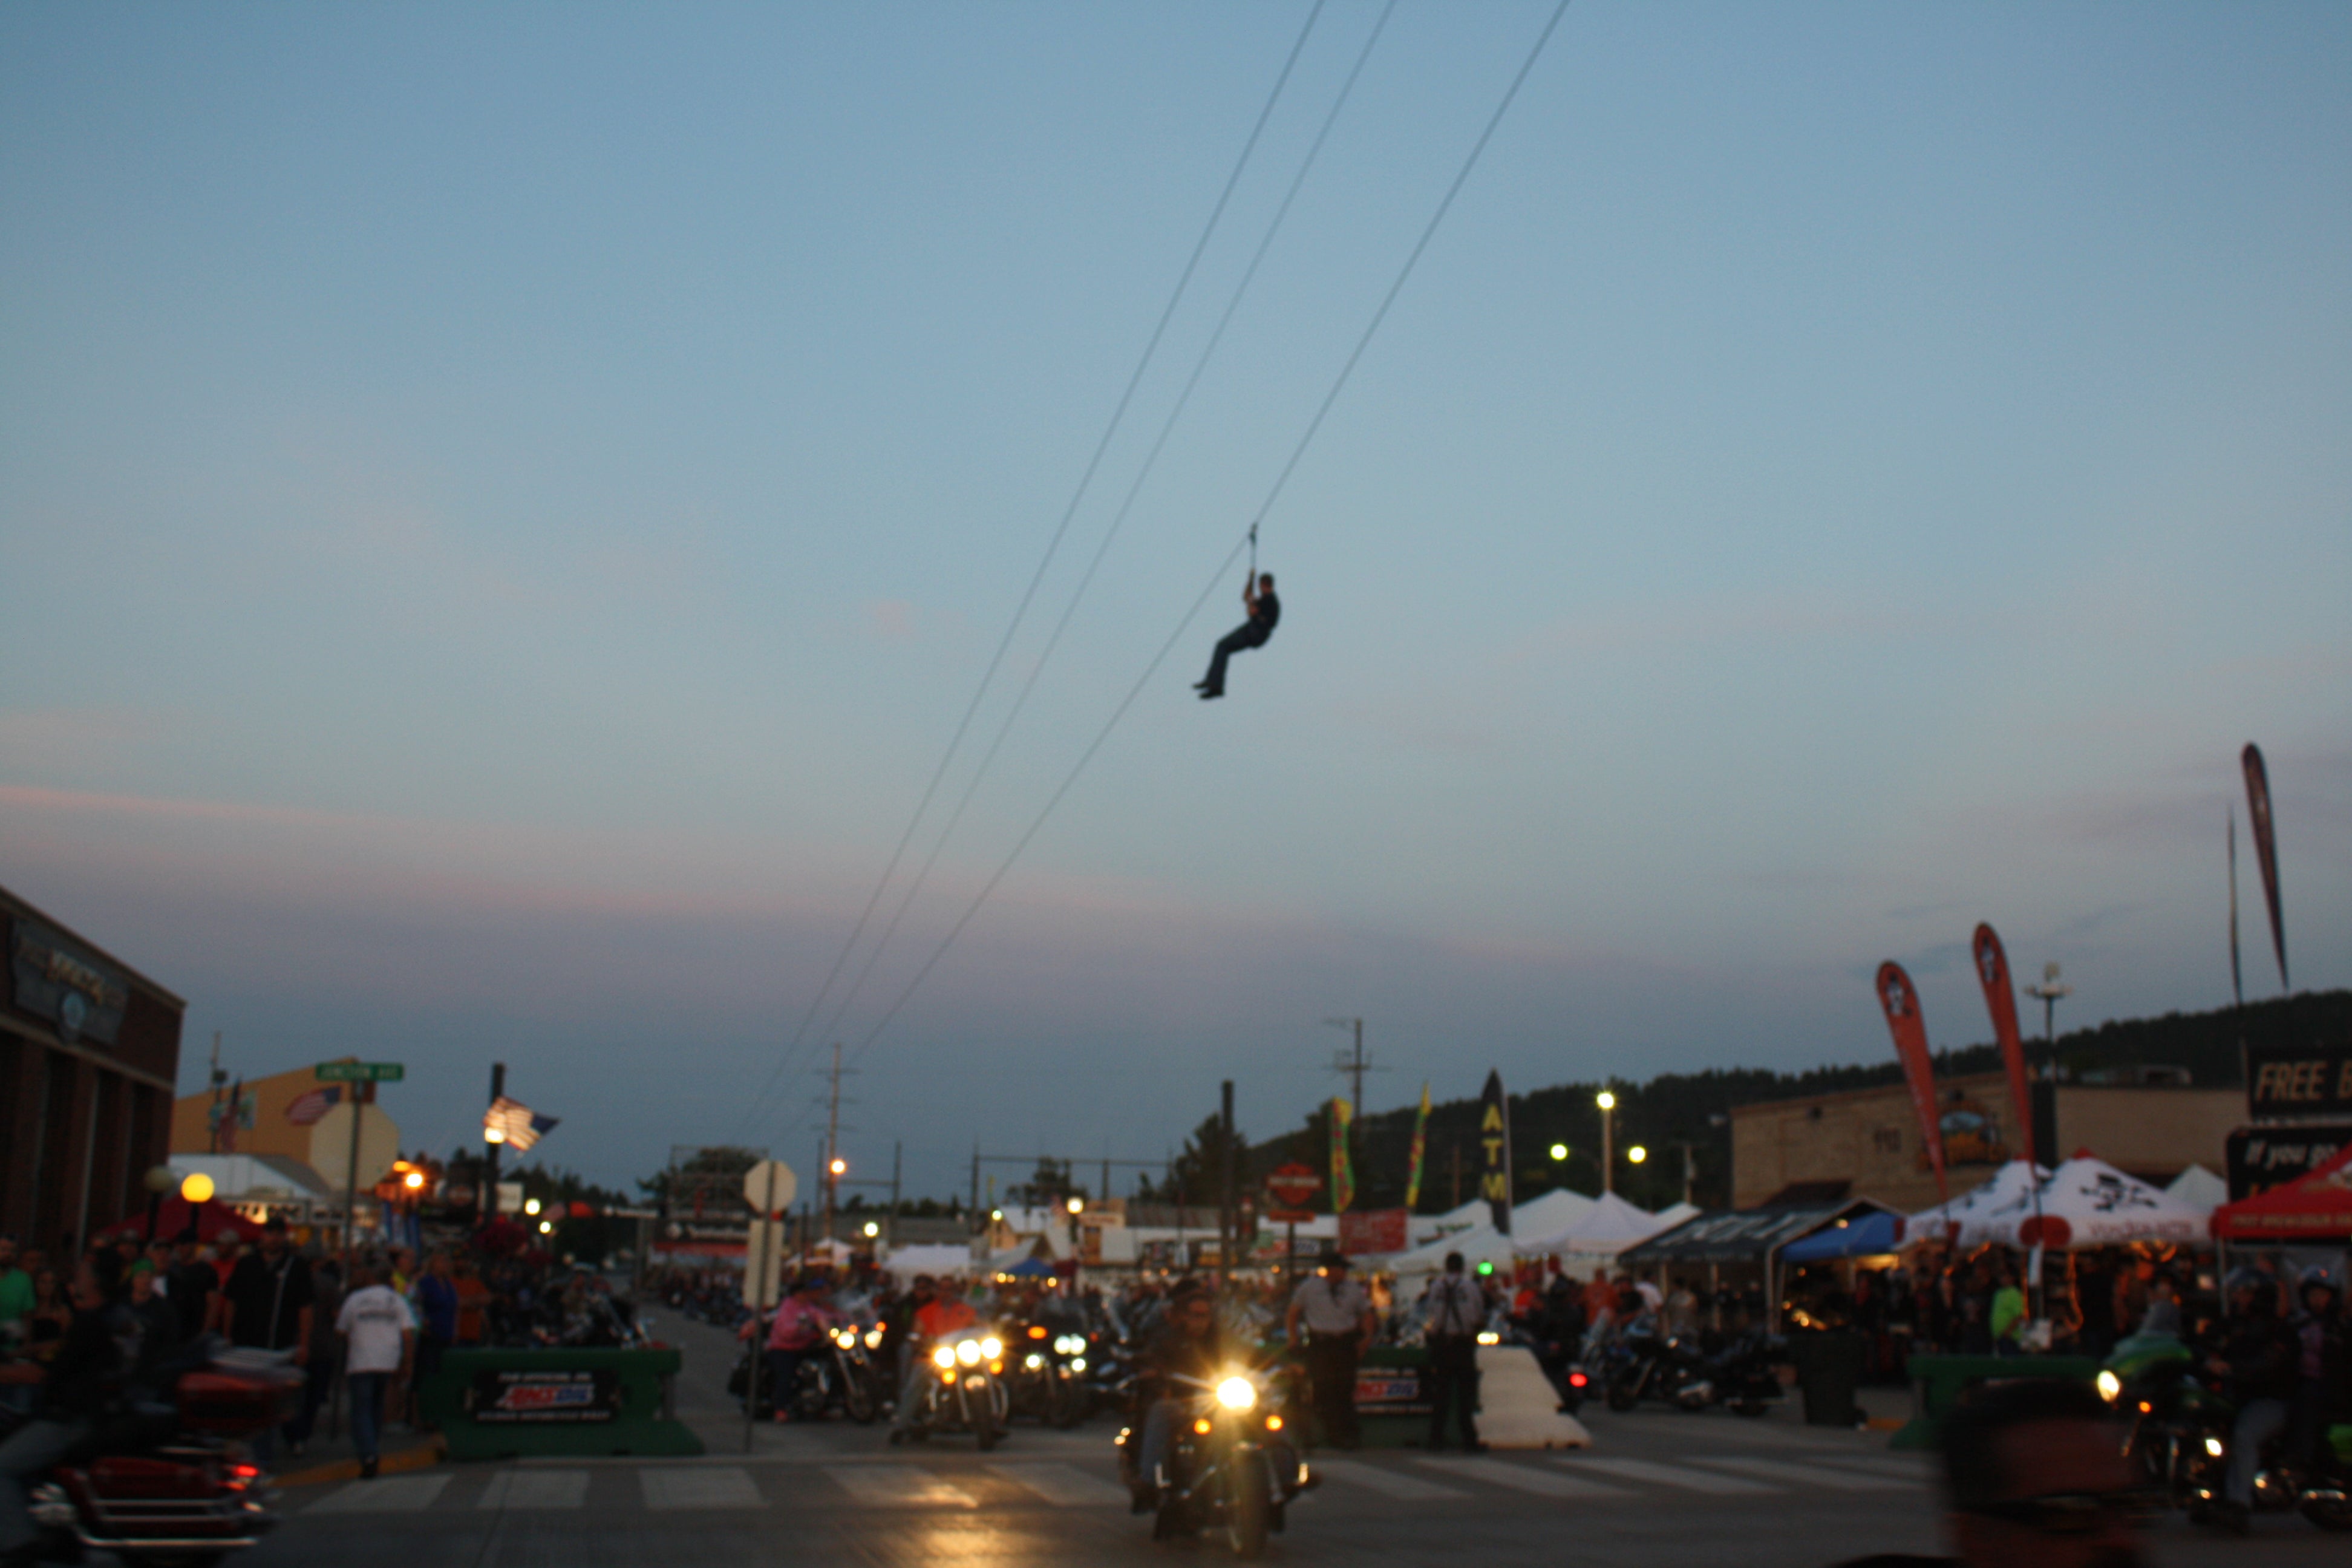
top-left (1263, 1163), bottom-right (1324, 1286)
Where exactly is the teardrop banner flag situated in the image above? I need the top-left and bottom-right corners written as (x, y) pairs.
top-left (1971, 924), bottom-right (2037, 1168)
top-left (1877, 961), bottom-right (1949, 1206)
top-left (2242, 743), bottom-right (2287, 990)
top-left (1478, 1070), bottom-right (1512, 1233)
top-left (2227, 807), bottom-right (2244, 1008)
top-left (1328, 1098), bottom-right (1355, 1215)
top-left (1403, 1082), bottom-right (1432, 1210)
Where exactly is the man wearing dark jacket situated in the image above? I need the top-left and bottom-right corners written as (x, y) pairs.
top-left (2207, 1267), bottom-right (2298, 1527)
top-left (0, 1252), bottom-right (140, 1560)
top-left (2285, 1267), bottom-right (2348, 1473)
top-left (1131, 1284), bottom-right (1229, 1508)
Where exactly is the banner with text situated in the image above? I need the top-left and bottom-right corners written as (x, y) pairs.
top-left (1479, 1070), bottom-right (1512, 1233)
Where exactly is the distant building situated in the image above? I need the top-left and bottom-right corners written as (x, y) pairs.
top-left (2, 886), bottom-right (185, 1253)
top-left (1731, 1070), bottom-right (2241, 1214)
top-left (169, 1058), bottom-right (402, 1197)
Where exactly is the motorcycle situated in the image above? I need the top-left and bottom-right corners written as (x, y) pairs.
top-left (2099, 1333), bottom-right (2351, 1531)
top-left (1117, 1365), bottom-right (1312, 1561)
top-left (898, 1330), bottom-right (1010, 1449)
top-left (1005, 1324), bottom-right (1091, 1429)
top-left (1697, 1330), bottom-right (1787, 1418)
top-left (6, 1345), bottom-right (295, 1568)
top-left (1603, 1327), bottom-right (1709, 1413)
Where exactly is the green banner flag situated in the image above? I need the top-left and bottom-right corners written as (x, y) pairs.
top-left (1329, 1097), bottom-right (1355, 1215)
top-left (1403, 1082), bottom-right (1431, 1210)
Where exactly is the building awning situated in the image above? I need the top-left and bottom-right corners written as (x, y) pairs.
top-left (1619, 1198), bottom-right (1898, 1267)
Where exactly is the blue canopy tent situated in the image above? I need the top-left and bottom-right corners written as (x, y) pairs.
top-left (1003, 1256), bottom-right (1054, 1279)
top-left (1780, 1209), bottom-right (1907, 1263)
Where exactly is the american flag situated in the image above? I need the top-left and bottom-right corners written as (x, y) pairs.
top-left (284, 1085), bottom-right (342, 1126)
top-left (485, 1096), bottom-right (559, 1152)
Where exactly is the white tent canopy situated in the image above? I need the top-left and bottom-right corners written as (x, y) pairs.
top-left (1386, 1223), bottom-right (1520, 1281)
top-left (2166, 1165), bottom-right (2229, 1215)
top-left (2016, 1157), bottom-right (2212, 1249)
top-left (1509, 1189), bottom-right (1595, 1242)
top-left (1408, 1200), bottom-right (1492, 1247)
top-left (878, 1243), bottom-right (979, 1283)
top-left (1909, 1160), bottom-right (2052, 1249)
top-left (1515, 1192), bottom-right (1669, 1258)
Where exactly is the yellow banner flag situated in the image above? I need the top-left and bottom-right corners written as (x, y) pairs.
top-left (1329, 1097), bottom-right (1355, 1214)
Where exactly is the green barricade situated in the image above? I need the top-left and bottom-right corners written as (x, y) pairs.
top-left (420, 1346), bottom-right (705, 1460)
top-left (1890, 1354), bottom-right (2103, 1451)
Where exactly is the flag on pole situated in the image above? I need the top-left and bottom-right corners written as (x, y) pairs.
top-left (1876, 961), bottom-right (1949, 1207)
top-left (2228, 806), bottom-right (2243, 1008)
top-left (485, 1096), bottom-right (559, 1152)
top-left (1970, 924), bottom-right (2037, 1169)
top-left (1328, 1098), bottom-right (1355, 1215)
top-left (284, 1085), bottom-right (342, 1126)
top-left (2242, 743), bottom-right (2287, 990)
top-left (1403, 1082), bottom-right (1431, 1210)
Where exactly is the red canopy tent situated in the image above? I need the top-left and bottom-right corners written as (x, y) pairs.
top-left (2210, 1145), bottom-right (2352, 1243)
top-left (108, 1197), bottom-right (269, 1246)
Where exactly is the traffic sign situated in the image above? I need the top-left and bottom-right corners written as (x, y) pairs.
top-left (315, 1061), bottom-right (405, 1083)
top-left (741, 1158), bottom-right (797, 1215)
top-left (1264, 1162), bottom-right (1322, 1215)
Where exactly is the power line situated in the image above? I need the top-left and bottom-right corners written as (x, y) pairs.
top-left (733, 0), bottom-right (1331, 1138)
top-left (798, 0), bottom-right (1401, 1059)
top-left (844, 0), bottom-right (1576, 1065)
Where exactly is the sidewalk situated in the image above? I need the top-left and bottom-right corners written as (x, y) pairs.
top-left (272, 1388), bottom-right (448, 1489)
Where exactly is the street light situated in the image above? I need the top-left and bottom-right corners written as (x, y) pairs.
top-left (524, 1197), bottom-right (542, 1216)
top-left (1065, 1195), bottom-right (1085, 1215)
top-left (862, 1221), bottom-right (879, 1239)
top-left (829, 1157), bottom-right (848, 1177)
top-left (1627, 1146), bottom-right (1648, 1165)
top-left (180, 1172), bottom-right (215, 1204)
top-left (1548, 1143), bottom-right (1568, 1162)
top-left (2024, 962), bottom-right (2073, 1044)
top-left (1595, 1090), bottom-right (1618, 1195)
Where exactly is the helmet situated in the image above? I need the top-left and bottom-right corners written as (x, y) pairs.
top-left (2298, 1265), bottom-right (2341, 1298)
top-left (2223, 1267), bottom-right (2275, 1310)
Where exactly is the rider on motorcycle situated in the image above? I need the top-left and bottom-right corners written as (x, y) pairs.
top-left (886, 1276), bottom-right (976, 1443)
top-left (2205, 1266), bottom-right (2298, 1531)
top-left (750, 1277), bottom-right (838, 1422)
top-left (0, 1250), bottom-right (139, 1564)
top-left (1129, 1281), bottom-right (1227, 1511)
top-left (2284, 1266), bottom-right (2348, 1475)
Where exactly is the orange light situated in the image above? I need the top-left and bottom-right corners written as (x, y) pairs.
top-left (1193, 1418), bottom-right (1212, 1435)
top-left (988, 1362), bottom-right (1003, 1375)
top-left (942, 1371), bottom-right (956, 1385)
top-left (402, 1170), bottom-right (426, 1190)
top-left (1028, 1325), bottom-right (1047, 1339)
top-left (1264, 1414), bottom-right (1282, 1431)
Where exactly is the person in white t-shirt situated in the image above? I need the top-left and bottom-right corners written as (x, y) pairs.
top-left (335, 1261), bottom-right (415, 1478)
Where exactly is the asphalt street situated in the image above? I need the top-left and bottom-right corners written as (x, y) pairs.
top-left (243, 1311), bottom-right (2347, 1568)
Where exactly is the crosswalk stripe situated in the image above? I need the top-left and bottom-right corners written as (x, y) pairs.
top-left (1414, 1457), bottom-right (1628, 1498)
top-left (1559, 1456), bottom-right (1778, 1495)
top-left (305, 1474), bottom-right (451, 1514)
top-left (640, 1467), bottom-right (765, 1509)
top-left (984, 1462), bottom-right (1129, 1507)
top-left (479, 1469), bottom-right (588, 1509)
top-left (1813, 1455), bottom-right (1936, 1480)
top-left (1309, 1457), bottom-right (1468, 1500)
top-left (1693, 1457), bottom-right (1916, 1491)
top-left (823, 1466), bottom-right (978, 1508)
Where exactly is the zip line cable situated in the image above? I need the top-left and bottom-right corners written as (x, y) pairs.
top-left (796, 0), bottom-right (1402, 1062)
top-left (731, 1), bottom-right (1330, 1139)
top-left (843, 0), bottom-right (1575, 1067)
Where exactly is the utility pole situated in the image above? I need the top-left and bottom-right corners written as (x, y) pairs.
top-left (819, 1044), bottom-right (855, 1256)
top-left (889, 1141), bottom-right (903, 1249)
top-left (970, 1145), bottom-right (981, 1236)
top-left (206, 1033), bottom-right (225, 1153)
top-left (1218, 1080), bottom-right (1235, 1297)
top-left (1322, 1017), bottom-right (1382, 1114)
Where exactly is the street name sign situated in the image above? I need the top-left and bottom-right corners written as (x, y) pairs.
top-left (315, 1061), bottom-right (405, 1083)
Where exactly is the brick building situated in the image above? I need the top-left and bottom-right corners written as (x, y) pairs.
top-left (1731, 1070), bottom-right (2241, 1215)
top-left (1, 886), bottom-right (185, 1253)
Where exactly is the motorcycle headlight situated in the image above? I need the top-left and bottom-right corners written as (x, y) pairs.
top-left (2096, 1370), bottom-right (2121, 1403)
top-left (1215, 1376), bottom-right (1257, 1411)
top-left (980, 1336), bottom-right (1002, 1361)
top-left (2204, 1436), bottom-right (2224, 1458)
top-left (957, 1339), bottom-right (982, 1366)
top-left (1070, 1356), bottom-right (1086, 1372)
top-left (1475, 1331), bottom-right (1501, 1346)
top-left (866, 1328), bottom-right (884, 1349)
top-left (933, 1344), bottom-right (957, 1369)
top-left (1024, 1353), bottom-right (1045, 1369)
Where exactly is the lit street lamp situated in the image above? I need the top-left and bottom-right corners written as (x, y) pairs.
top-left (1627, 1146), bottom-right (1648, 1165)
top-left (1596, 1090), bottom-right (1618, 1195)
top-left (1548, 1143), bottom-right (1568, 1162)
top-left (2024, 962), bottom-right (2072, 1044)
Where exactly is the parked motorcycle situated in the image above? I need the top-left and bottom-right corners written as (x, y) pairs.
top-left (898, 1330), bottom-right (1010, 1449)
top-left (1117, 1365), bottom-right (1312, 1560)
top-left (6, 1346), bottom-right (295, 1568)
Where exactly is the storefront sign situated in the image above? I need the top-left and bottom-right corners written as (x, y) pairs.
top-left (7, 918), bottom-right (130, 1045)
top-left (469, 1368), bottom-right (621, 1423)
top-left (1338, 1208), bottom-right (1408, 1256)
top-left (2246, 1044), bottom-right (2352, 1119)
top-left (2227, 1123), bottom-right (2352, 1201)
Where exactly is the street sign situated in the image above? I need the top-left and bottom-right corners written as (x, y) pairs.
top-left (741, 1158), bottom-right (797, 1215)
top-left (1264, 1162), bottom-right (1322, 1221)
top-left (315, 1061), bottom-right (404, 1083)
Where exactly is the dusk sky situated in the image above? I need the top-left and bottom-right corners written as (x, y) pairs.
top-left (4, 2), bottom-right (2347, 1201)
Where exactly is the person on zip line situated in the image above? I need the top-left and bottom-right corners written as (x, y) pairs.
top-left (1194, 570), bottom-right (1279, 701)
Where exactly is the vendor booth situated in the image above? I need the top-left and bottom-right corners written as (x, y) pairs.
top-left (1620, 1197), bottom-right (1898, 1327)
top-left (1907, 1160), bottom-right (2051, 1248)
top-left (2210, 1143), bottom-right (2352, 1245)
top-left (1779, 1209), bottom-right (1907, 1264)
top-left (1514, 1192), bottom-right (1681, 1273)
top-left (1915, 1156), bottom-right (2210, 1250)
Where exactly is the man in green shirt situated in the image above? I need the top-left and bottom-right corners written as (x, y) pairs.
top-left (0, 1236), bottom-right (33, 1328)
top-left (1989, 1266), bottom-right (2028, 1354)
